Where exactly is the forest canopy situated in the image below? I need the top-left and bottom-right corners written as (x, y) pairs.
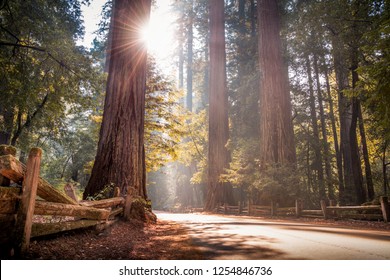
top-left (1, 0), bottom-right (389, 210)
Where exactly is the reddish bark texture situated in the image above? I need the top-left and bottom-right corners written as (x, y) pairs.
top-left (205, 0), bottom-right (231, 211)
top-left (84, 0), bottom-right (151, 199)
top-left (257, 0), bottom-right (296, 167)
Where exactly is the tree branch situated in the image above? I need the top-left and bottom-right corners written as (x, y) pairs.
top-left (0, 40), bottom-right (79, 76)
top-left (11, 93), bottom-right (49, 145)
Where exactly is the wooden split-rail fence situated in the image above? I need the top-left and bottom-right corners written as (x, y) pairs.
top-left (0, 146), bottom-right (135, 256)
top-left (215, 198), bottom-right (390, 223)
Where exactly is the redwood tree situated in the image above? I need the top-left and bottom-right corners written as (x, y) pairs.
top-left (204, 0), bottom-right (230, 211)
top-left (258, 0), bottom-right (296, 167)
top-left (83, 0), bottom-right (151, 199)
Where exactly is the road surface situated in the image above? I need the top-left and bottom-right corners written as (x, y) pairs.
top-left (157, 212), bottom-right (390, 260)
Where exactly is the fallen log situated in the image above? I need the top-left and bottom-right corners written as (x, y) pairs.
top-left (0, 155), bottom-right (77, 205)
top-left (0, 145), bottom-right (17, 186)
top-left (34, 201), bottom-right (110, 220)
top-left (0, 186), bottom-right (21, 199)
top-left (31, 219), bottom-right (104, 237)
top-left (109, 207), bottom-right (124, 219)
top-left (79, 197), bottom-right (125, 209)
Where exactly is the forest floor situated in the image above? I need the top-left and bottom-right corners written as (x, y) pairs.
top-left (20, 213), bottom-right (390, 260)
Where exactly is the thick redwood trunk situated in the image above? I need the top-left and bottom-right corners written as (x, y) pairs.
top-left (257, 0), bottom-right (296, 166)
top-left (83, 0), bottom-right (151, 199)
top-left (205, 0), bottom-right (230, 211)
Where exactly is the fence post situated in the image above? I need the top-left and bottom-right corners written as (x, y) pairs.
top-left (0, 145), bottom-right (17, 186)
top-left (329, 200), bottom-right (336, 218)
top-left (238, 201), bottom-right (242, 215)
top-left (380, 196), bottom-right (389, 223)
top-left (271, 200), bottom-right (277, 216)
top-left (124, 187), bottom-right (136, 220)
top-left (13, 148), bottom-right (42, 256)
top-left (320, 200), bottom-right (328, 219)
top-left (248, 199), bottom-right (252, 216)
top-left (295, 199), bottom-right (302, 218)
top-left (114, 187), bottom-right (121, 197)
top-left (224, 203), bottom-right (228, 214)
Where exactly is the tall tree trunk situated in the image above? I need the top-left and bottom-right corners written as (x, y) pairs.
top-left (83, 0), bottom-right (151, 199)
top-left (205, 0), bottom-right (230, 211)
top-left (202, 41), bottom-right (209, 108)
top-left (350, 46), bottom-right (365, 204)
top-left (313, 54), bottom-right (334, 200)
top-left (383, 141), bottom-right (389, 195)
top-left (324, 66), bottom-right (344, 200)
top-left (178, 39), bottom-right (184, 90)
top-left (257, 0), bottom-right (296, 167)
top-left (332, 34), bottom-right (356, 205)
top-left (186, 0), bottom-right (193, 112)
top-left (0, 106), bottom-right (14, 145)
top-left (358, 104), bottom-right (374, 200)
top-left (305, 54), bottom-right (325, 200)
top-left (250, 0), bottom-right (256, 38)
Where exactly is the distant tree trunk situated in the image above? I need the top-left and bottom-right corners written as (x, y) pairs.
top-left (186, 0), bottom-right (193, 112)
top-left (0, 106), bottom-right (13, 145)
top-left (313, 54), bottom-right (334, 200)
top-left (358, 104), bottom-right (374, 200)
top-left (332, 34), bottom-right (355, 205)
top-left (257, 0), bottom-right (296, 167)
top-left (324, 66), bottom-right (344, 199)
top-left (250, 0), bottom-right (256, 37)
top-left (350, 46), bottom-right (365, 204)
top-left (202, 41), bottom-right (209, 108)
top-left (205, 0), bottom-right (230, 211)
top-left (83, 0), bottom-right (151, 199)
top-left (305, 54), bottom-right (325, 200)
top-left (383, 141), bottom-right (389, 195)
top-left (178, 39), bottom-right (184, 90)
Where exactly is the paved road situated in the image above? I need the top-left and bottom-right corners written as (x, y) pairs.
top-left (157, 212), bottom-right (390, 260)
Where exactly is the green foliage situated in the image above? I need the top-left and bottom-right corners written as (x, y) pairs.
top-left (177, 109), bottom-right (208, 184)
top-left (85, 183), bottom-right (115, 201)
top-left (358, 10), bottom-right (390, 141)
top-left (145, 59), bottom-right (186, 171)
top-left (0, 0), bottom-right (103, 147)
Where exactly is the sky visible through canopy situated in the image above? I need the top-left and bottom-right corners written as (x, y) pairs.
top-left (80, 0), bottom-right (176, 75)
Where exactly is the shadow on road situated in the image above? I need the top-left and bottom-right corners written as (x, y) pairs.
top-left (180, 222), bottom-right (297, 260)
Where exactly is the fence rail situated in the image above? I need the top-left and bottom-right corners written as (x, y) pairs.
top-left (214, 197), bottom-right (390, 223)
top-left (0, 146), bottom-right (129, 257)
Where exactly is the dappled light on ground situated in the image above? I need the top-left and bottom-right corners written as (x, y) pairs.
top-left (157, 212), bottom-right (390, 260)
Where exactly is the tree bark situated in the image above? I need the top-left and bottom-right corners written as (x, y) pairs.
top-left (324, 66), bottom-right (344, 199)
top-left (358, 104), bottom-right (375, 200)
top-left (205, 0), bottom-right (231, 211)
top-left (383, 141), bottom-right (389, 195)
top-left (332, 34), bottom-right (355, 205)
top-left (305, 54), bottom-right (325, 200)
top-left (186, 0), bottom-right (193, 112)
top-left (350, 45), bottom-right (365, 204)
top-left (257, 0), bottom-right (296, 167)
top-left (313, 54), bottom-right (334, 200)
top-left (84, 0), bottom-right (151, 199)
